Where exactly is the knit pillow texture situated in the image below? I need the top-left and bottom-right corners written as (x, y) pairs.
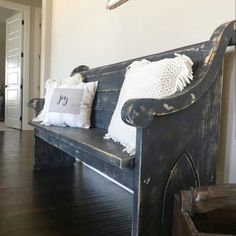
top-left (105, 54), bottom-right (194, 155)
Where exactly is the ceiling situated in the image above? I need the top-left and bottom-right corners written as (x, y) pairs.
top-left (0, 7), bottom-right (18, 24)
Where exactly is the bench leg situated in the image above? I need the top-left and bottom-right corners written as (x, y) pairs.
top-left (131, 129), bottom-right (200, 236)
top-left (131, 164), bottom-right (164, 236)
top-left (34, 136), bottom-right (75, 170)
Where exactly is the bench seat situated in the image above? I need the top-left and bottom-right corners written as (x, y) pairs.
top-left (30, 121), bottom-right (134, 169)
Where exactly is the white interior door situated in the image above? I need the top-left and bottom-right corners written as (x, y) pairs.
top-left (5, 12), bottom-right (23, 129)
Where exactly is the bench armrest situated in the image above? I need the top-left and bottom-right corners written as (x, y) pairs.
top-left (27, 98), bottom-right (45, 116)
top-left (121, 21), bottom-right (236, 128)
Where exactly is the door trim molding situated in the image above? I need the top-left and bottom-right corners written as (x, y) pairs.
top-left (40, 0), bottom-right (53, 98)
top-left (33, 7), bottom-right (42, 99)
top-left (0, 0), bottom-right (31, 130)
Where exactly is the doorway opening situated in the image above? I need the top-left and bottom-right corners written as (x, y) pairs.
top-left (0, 1), bottom-right (41, 130)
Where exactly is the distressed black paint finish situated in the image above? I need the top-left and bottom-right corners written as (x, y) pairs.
top-left (34, 135), bottom-right (76, 170)
top-left (31, 123), bottom-right (134, 169)
top-left (132, 69), bottom-right (224, 235)
top-left (27, 98), bottom-right (45, 116)
top-left (30, 21), bottom-right (236, 236)
top-left (31, 123), bottom-right (134, 189)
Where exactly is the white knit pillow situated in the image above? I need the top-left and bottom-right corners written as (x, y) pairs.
top-left (105, 54), bottom-right (193, 155)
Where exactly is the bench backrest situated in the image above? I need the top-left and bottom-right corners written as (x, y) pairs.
top-left (80, 42), bottom-right (205, 131)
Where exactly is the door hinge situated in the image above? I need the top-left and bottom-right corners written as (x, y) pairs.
top-left (22, 20), bottom-right (24, 25)
top-left (21, 52), bottom-right (24, 58)
top-left (20, 84), bottom-right (23, 89)
top-left (20, 116), bottom-right (22, 121)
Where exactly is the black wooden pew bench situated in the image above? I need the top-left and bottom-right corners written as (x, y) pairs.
top-left (30, 21), bottom-right (235, 236)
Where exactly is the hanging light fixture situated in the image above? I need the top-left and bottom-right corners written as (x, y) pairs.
top-left (106, 0), bottom-right (129, 10)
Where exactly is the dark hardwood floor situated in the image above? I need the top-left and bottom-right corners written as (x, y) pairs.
top-left (0, 130), bottom-right (132, 236)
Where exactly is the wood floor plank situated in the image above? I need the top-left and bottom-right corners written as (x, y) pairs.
top-left (0, 130), bottom-right (132, 236)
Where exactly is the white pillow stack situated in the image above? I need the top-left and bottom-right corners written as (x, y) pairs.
top-left (33, 73), bottom-right (84, 122)
top-left (34, 73), bottom-right (98, 128)
top-left (42, 81), bottom-right (98, 128)
top-left (105, 54), bottom-right (194, 155)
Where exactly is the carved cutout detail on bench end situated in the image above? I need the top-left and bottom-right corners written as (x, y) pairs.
top-left (161, 151), bottom-right (200, 236)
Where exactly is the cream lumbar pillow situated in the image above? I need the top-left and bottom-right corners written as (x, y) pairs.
top-left (42, 81), bottom-right (98, 128)
top-left (105, 54), bottom-right (194, 155)
top-left (33, 73), bottom-right (85, 122)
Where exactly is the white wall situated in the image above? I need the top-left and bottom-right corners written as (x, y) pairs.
top-left (50, 0), bottom-right (235, 78)
top-left (49, 0), bottom-right (236, 182)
